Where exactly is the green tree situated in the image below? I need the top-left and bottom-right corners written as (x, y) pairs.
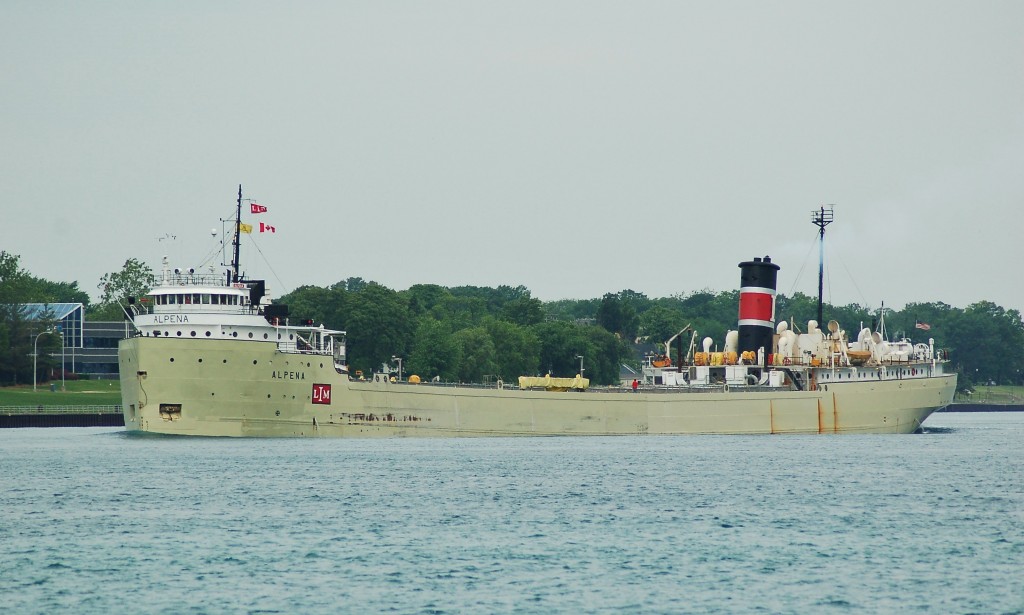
top-left (339, 277), bottom-right (367, 292)
top-left (407, 318), bottom-right (461, 381)
top-left (889, 301), bottom-right (954, 343)
top-left (500, 295), bottom-right (544, 326)
top-left (596, 292), bottom-right (639, 339)
top-left (639, 305), bottom-right (688, 346)
top-left (436, 295), bottom-right (489, 330)
top-left (581, 325), bottom-right (627, 385)
top-left (531, 320), bottom-right (591, 379)
top-left (945, 301), bottom-right (1024, 387)
top-left (618, 289), bottom-right (652, 318)
top-left (0, 303), bottom-right (32, 385)
top-left (449, 284), bottom-right (532, 317)
top-left (543, 297), bottom-right (600, 322)
top-left (402, 284), bottom-right (451, 318)
top-left (453, 326), bottom-right (498, 383)
top-left (0, 251), bottom-right (32, 305)
top-left (92, 258), bottom-right (157, 320)
top-left (30, 280), bottom-right (90, 306)
top-left (0, 253), bottom-right (58, 384)
top-left (278, 284), bottom-right (343, 329)
top-left (343, 283), bottom-right (411, 376)
top-left (485, 319), bottom-right (541, 381)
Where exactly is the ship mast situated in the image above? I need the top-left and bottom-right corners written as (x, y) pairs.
top-left (231, 184), bottom-right (242, 283)
top-left (811, 205), bottom-right (834, 325)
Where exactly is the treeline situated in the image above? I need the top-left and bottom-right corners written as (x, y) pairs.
top-left (0, 252), bottom-right (154, 385)
top-left (0, 252), bottom-right (90, 385)
top-left (279, 278), bottom-right (628, 385)
top-left (3, 249), bottom-right (1023, 390)
top-left (280, 278), bottom-right (1024, 391)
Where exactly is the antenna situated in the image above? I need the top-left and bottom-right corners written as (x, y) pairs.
top-left (811, 205), bottom-right (834, 326)
top-left (231, 185), bottom-right (242, 282)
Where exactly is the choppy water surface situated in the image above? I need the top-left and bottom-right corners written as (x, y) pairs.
top-left (1, 413), bottom-right (1022, 614)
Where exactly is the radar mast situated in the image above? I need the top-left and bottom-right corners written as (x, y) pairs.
top-left (811, 205), bottom-right (834, 325)
top-left (231, 185), bottom-right (242, 282)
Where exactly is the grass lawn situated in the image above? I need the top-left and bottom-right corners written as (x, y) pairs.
top-left (955, 384), bottom-right (1024, 405)
top-left (0, 380), bottom-right (122, 407)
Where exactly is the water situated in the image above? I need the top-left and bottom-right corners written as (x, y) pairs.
top-left (1, 414), bottom-right (1022, 614)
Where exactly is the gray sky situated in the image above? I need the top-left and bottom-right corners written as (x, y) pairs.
top-left (3, 1), bottom-right (1023, 315)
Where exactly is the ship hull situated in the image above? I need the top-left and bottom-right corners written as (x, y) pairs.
top-left (119, 338), bottom-right (956, 437)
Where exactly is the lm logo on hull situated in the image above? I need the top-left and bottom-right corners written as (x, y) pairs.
top-left (312, 383), bottom-right (331, 405)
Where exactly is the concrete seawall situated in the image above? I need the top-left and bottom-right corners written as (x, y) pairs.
top-left (1, 406), bottom-right (125, 428)
top-left (942, 403), bottom-right (1024, 412)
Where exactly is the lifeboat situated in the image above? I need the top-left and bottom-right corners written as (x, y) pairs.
top-left (651, 355), bottom-right (672, 368)
top-left (847, 350), bottom-right (871, 366)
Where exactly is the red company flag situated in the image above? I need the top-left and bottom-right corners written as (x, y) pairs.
top-left (915, 321), bottom-right (931, 331)
top-left (251, 203), bottom-right (268, 214)
top-left (259, 222), bottom-right (276, 233)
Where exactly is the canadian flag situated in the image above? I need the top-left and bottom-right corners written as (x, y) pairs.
top-left (251, 203), bottom-right (268, 214)
top-left (259, 222), bottom-right (276, 233)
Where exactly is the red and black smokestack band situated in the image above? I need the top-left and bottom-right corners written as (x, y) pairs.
top-left (738, 256), bottom-right (780, 358)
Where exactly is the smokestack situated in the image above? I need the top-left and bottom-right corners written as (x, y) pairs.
top-left (737, 256), bottom-right (780, 361)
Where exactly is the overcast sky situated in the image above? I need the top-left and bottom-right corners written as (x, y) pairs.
top-left (3, 2), bottom-right (1022, 316)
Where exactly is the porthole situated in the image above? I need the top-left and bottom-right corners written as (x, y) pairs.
top-left (253, 360), bottom-right (258, 365)
top-left (170, 358), bottom-right (175, 363)
top-left (232, 332), bottom-right (238, 338)
top-left (289, 334), bottom-right (294, 341)
top-left (267, 394), bottom-right (271, 399)
top-left (198, 358), bottom-right (203, 363)
top-left (320, 363), bottom-right (324, 368)
top-left (263, 333), bottom-right (268, 339)
top-left (223, 359), bottom-right (227, 363)
top-left (190, 331), bottom-right (197, 337)
top-left (278, 334), bottom-right (282, 339)
top-left (206, 331), bottom-right (211, 337)
top-left (176, 331), bottom-right (182, 337)
top-left (248, 332), bottom-right (254, 339)
top-left (164, 331), bottom-right (169, 337)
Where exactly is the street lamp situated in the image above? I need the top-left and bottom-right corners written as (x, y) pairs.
top-left (391, 356), bottom-right (403, 382)
top-left (575, 354), bottom-right (584, 376)
top-left (33, 329), bottom-right (57, 392)
top-left (61, 328), bottom-right (66, 391)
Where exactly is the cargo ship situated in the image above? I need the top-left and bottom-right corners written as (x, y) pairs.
top-left (117, 193), bottom-right (956, 436)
